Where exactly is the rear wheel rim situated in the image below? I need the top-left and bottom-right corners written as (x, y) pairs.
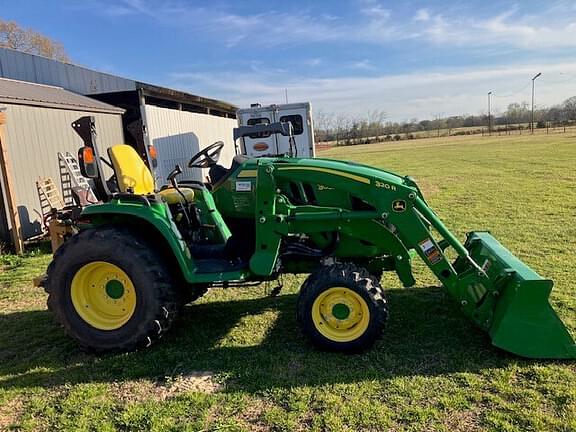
top-left (71, 261), bottom-right (137, 330)
top-left (311, 287), bottom-right (370, 342)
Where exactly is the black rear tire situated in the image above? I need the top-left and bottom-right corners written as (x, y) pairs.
top-left (297, 263), bottom-right (388, 353)
top-left (45, 226), bottom-right (179, 353)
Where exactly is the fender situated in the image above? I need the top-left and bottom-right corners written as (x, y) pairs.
top-left (80, 199), bottom-right (196, 282)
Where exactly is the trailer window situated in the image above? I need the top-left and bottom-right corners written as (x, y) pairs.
top-left (247, 117), bottom-right (272, 138)
top-left (279, 115), bottom-right (304, 135)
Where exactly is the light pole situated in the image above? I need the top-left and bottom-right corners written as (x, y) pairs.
top-left (531, 72), bottom-right (541, 133)
top-left (487, 91), bottom-right (492, 136)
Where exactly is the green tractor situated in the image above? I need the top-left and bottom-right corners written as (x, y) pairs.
top-left (41, 116), bottom-right (576, 358)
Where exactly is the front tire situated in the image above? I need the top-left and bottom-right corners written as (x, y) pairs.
top-left (45, 227), bottom-right (179, 353)
top-left (297, 263), bottom-right (388, 353)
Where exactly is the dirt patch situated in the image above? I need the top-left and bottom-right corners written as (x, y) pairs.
top-left (167, 371), bottom-right (223, 395)
top-left (111, 371), bottom-right (223, 404)
top-left (0, 397), bottom-right (23, 431)
top-left (442, 408), bottom-right (482, 432)
top-left (0, 297), bottom-right (46, 314)
top-left (236, 399), bottom-right (275, 432)
top-left (110, 379), bottom-right (160, 404)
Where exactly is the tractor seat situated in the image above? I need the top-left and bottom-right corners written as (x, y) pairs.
top-left (107, 144), bottom-right (194, 205)
top-left (157, 187), bottom-right (195, 205)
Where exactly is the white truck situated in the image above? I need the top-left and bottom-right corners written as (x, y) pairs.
top-left (236, 102), bottom-right (315, 158)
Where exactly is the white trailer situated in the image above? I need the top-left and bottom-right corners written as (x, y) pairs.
top-left (236, 102), bottom-right (315, 158)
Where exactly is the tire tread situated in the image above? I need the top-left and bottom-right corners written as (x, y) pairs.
top-left (45, 226), bottom-right (179, 354)
top-left (297, 263), bottom-right (388, 353)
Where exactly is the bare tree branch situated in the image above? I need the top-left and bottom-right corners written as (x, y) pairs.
top-left (0, 19), bottom-right (70, 62)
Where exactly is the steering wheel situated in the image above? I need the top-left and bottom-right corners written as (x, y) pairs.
top-left (188, 141), bottom-right (225, 168)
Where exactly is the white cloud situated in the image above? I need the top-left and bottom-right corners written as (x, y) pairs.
top-left (349, 60), bottom-right (374, 70)
top-left (79, 0), bottom-right (576, 120)
top-left (84, 0), bottom-right (576, 50)
top-left (421, 8), bottom-right (576, 49)
top-left (304, 58), bottom-right (323, 67)
top-left (415, 9), bottom-right (430, 22)
top-left (361, 4), bottom-right (390, 20)
top-left (101, 5), bottom-right (134, 16)
top-left (167, 62), bottom-right (576, 121)
top-left (102, 0), bottom-right (157, 16)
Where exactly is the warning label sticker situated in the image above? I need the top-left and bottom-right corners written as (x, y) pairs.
top-left (419, 238), bottom-right (442, 265)
top-left (235, 181), bottom-right (252, 192)
top-left (232, 195), bottom-right (252, 211)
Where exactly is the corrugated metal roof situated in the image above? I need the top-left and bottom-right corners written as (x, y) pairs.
top-left (0, 48), bottom-right (236, 115)
top-left (139, 82), bottom-right (237, 115)
top-left (0, 78), bottom-right (124, 114)
top-left (0, 47), bottom-right (136, 95)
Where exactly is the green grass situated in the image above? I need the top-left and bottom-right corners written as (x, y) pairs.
top-left (1, 133), bottom-right (576, 431)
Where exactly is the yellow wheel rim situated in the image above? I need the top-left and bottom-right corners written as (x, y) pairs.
top-left (71, 261), bottom-right (137, 331)
top-left (311, 287), bottom-right (370, 342)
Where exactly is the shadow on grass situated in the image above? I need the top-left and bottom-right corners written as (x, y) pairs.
top-left (0, 286), bottom-right (513, 392)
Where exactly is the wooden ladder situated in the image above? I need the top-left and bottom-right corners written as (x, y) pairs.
top-left (36, 177), bottom-right (65, 223)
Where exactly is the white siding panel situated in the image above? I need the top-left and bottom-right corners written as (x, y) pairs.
top-left (0, 104), bottom-right (124, 240)
top-left (144, 105), bottom-right (237, 185)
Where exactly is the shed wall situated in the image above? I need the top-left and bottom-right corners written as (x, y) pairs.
top-left (144, 105), bottom-right (237, 185)
top-left (0, 104), bottom-right (124, 241)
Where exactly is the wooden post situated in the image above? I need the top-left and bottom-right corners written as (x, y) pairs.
top-left (0, 110), bottom-right (24, 254)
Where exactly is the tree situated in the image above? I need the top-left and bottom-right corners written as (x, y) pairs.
top-left (546, 106), bottom-right (565, 123)
top-left (0, 19), bottom-right (69, 62)
top-left (334, 113), bottom-right (351, 146)
top-left (431, 113), bottom-right (446, 137)
top-left (419, 119), bottom-right (432, 130)
top-left (313, 110), bottom-right (334, 143)
top-left (505, 102), bottom-right (530, 124)
top-left (446, 116), bottom-right (463, 134)
top-left (563, 96), bottom-right (576, 121)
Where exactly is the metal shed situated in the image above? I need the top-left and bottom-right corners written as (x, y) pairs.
top-left (92, 84), bottom-right (239, 186)
top-left (0, 48), bottom-right (239, 186)
top-left (0, 78), bottom-right (124, 249)
top-left (144, 104), bottom-right (237, 184)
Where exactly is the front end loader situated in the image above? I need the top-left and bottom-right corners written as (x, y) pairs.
top-left (40, 117), bottom-right (576, 358)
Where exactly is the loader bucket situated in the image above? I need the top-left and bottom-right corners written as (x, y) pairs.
top-left (463, 232), bottom-right (576, 359)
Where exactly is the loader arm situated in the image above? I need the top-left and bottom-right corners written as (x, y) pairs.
top-left (242, 157), bottom-right (576, 359)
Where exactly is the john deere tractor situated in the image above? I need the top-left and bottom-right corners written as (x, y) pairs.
top-left (41, 116), bottom-right (576, 358)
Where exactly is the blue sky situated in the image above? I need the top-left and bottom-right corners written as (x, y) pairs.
top-left (2, 0), bottom-right (576, 121)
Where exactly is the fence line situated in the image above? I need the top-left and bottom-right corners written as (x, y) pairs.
top-left (315, 124), bottom-right (576, 148)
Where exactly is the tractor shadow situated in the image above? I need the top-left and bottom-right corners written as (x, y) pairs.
top-left (0, 286), bottom-right (518, 393)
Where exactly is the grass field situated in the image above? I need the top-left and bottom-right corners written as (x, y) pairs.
top-left (1, 133), bottom-right (576, 431)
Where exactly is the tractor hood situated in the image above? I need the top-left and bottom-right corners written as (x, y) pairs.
top-left (266, 156), bottom-right (424, 199)
top-left (272, 157), bottom-right (405, 184)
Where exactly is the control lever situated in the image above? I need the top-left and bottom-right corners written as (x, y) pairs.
top-left (165, 165), bottom-right (196, 230)
top-left (167, 164), bottom-right (183, 189)
top-left (167, 164), bottom-right (189, 204)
